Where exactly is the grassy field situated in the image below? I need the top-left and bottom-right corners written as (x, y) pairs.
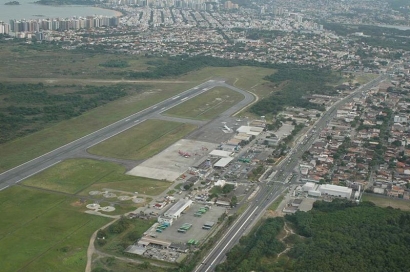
top-left (164, 87), bottom-right (244, 120)
top-left (23, 159), bottom-right (171, 196)
top-left (0, 82), bottom-right (194, 173)
top-left (0, 44), bottom-right (160, 79)
top-left (0, 65), bottom-right (275, 173)
top-left (362, 194), bottom-right (410, 211)
top-left (93, 256), bottom-right (166, 272)
top-left (0, 186), bottom-right (112, 272)
top-left (88, 120), bottom-right (197, 160)
top-left (268, 194), bottom-right (285, 211)
top-left (354, 73), bottom-right (379, 85)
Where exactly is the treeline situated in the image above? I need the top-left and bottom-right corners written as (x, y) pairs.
top-left (284, 200), bottom-right (410, 272)
top-left (99, 59), bottom-right (130, 68)
top-left (0, 83), bottom-right (145, 143)
top-left (215, 217), bottom-right (285, 272)
top-left (127, 55), bottom-right (309, 79)
top-left (251, 68), bottom-right (338, 116)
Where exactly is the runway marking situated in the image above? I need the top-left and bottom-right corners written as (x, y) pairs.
top-left (14, 160), bottom-right (62, 184)
top-left (203, 206), bottom-right (260, 272)
top-left (0, 185), bottom-right (9, 191)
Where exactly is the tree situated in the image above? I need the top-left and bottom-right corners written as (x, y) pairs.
top-left (230, 195), bottom-right (238, 207)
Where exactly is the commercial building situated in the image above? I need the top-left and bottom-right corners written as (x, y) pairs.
top-left (319, 184), bottom-right (352, 199)
top-left (214, 157), bottom-right (234, 168)
top-left (163, 199), bottom-right (192, 219)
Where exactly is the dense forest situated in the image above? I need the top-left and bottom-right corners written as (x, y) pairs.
top-left (0, 83), bottom-right (145, 143)
top-left (128, 55), bottom-right (338, 117)
top-left (127, 55), bottom-right (308, 79)
top-left (250, 68), bottom-right (339, 116)
top-left (218, 200), bottom-right (410, 272)
top-left (215, 217), bottom-right (285, 272)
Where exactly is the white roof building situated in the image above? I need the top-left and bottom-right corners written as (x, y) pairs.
top-left (319, 184), bottom-right (352, 199)
top-left (215, 179), bottom-right (226, 187)
top-left (163, 199), bottom-right (192, 219)
top-left (214, 157), bottom-right (234, 168)
top-left (209, 150), bottom-right (232, 158)
top-left (236, 126), bottom-right (263, 136)
top-left (302, 182), bottom-right (316, 191)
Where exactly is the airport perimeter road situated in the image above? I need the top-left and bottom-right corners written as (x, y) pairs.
top-left (195, 73), bottom-right (388, 272)
top-left (0, 80), bottom-right (254, 191)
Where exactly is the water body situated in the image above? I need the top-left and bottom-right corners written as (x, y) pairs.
top-left (0, 0), bottom-right (118, 22)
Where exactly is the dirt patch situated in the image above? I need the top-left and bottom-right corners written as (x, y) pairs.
top-left (264, 210), bottom-right (283, 218)
top-left (71, 200), bottom-right (84, 207)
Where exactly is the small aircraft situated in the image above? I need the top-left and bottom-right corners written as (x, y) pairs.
top-left (222, 122), bottom-right (232, 132)
top-left (178, 150), bottom-right (191, 158)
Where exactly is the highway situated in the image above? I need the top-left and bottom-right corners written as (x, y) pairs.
top-left (194, 72), bottom-right (389, 272)
top-left (0, 80), bottom-right (254, 191)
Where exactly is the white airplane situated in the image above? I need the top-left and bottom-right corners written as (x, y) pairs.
top-left (222, 122), bottom-right (232, 132)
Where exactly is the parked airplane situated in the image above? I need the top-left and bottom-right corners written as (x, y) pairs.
top-left (178, 150), bottom-right (191, 158)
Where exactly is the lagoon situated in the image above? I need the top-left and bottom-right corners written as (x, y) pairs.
top-left (0, 0), bottom-right (118, 22)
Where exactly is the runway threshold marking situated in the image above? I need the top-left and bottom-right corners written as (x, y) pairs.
top-left (14, 160), bottom-right (62, 184)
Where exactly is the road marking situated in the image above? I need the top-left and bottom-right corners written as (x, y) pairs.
top-left (125, 118), bottom-right (130, 121)
top-left (172, 95), bottom-right (180, 100)
top-left (0, 185), bottom-right (9, 191)
top-left (194, 205), bottom-right (253, 272)
top-left (134, 119), bottom-right (140, 123)
top-left (181, 97), bottom-right (189, 101)
top-left (152, 106), bottom-right (157, 109)
top-left (14, 160), bottom-right (61, 184)
top-left (204, 206), bottom-right (260, 272)
top-left (161, 107), bottom-right (166, 110)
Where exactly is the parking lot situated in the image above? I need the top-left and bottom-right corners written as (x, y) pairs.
top-left (154, 203), bottom-right (226, 244)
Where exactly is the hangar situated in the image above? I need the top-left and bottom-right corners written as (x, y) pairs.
top-left (164, 199), bottom-right (193, 219)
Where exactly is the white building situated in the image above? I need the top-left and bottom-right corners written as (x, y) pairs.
top-left (163, 199), bottom-right (192, 219)
top-left (302, 182), bottom-right (316, 192)
top-left (394, 115), bottom-right (407, 123)
top-left (319, 184), bottom-right (352, 198)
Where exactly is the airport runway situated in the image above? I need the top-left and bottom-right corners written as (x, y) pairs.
top-left (0, 80), bottom-right (254, 191)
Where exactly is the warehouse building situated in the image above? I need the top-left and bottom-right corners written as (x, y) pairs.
top-left (319, 184), bottom-right (352, 199)
top-left (163, 199), bottom-right (193, 219)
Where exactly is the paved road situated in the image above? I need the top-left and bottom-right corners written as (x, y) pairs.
top-left (194, 72), bottom-right (389, 272)
top-left (0, 80), bottom-right (254, 191)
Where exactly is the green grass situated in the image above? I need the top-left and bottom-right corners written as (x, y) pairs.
top-left (88, 120), bottom-right (197, 160)
top-left (93, 256), bottom-right (167, 272)
top-left (164, 87), bottom-right (244, 120)
top-left (96, 218), bottom-right (156, 254)
top-left (0, 82), bottom-right (194, 173)
top-left (0, 186), bottom-right (111, 272)
top-left (22, 158), bottom-right (171, 196)
top-left (0, 44), bottom-right (158, 79)
top-left (268, 194), bottom-right (285, 211)
top-left (354, 73), bottom-right (379, 84)
top-left (362, 194), bottom-right (410, 211)
top-left (0, 65), bottom-right (273, 173)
